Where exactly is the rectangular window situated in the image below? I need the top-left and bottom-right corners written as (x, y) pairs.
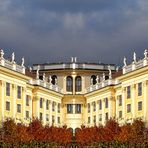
top-left (58, 103), bottom-right (60, 113)
top-left (52, 102), bottom-right (55, 112)
top-left (58, 117), bottom-right (60, 124)
top-left (17, 104), bottom-right (21, 113)
top-left (6, 101), bottom-right (10, 111)
top-left (93, 102), bottom-right (96, 112)
top-left (138, 101), bottom-right (142, 111)
top-left (26, 111), bottom-right (29, 118)
top-left (93, 115), bottom-right (96, 123)
top-left (99, 100), bottom-right (102, 110)
top-left (75, 104), bottom-right (81, 114)
top-left (138, 82), bottom-right (142, 96)
top-left (46, 100), bottom-right (49, 110)
top-left (105, 112), bottom-right (109, 120)
top-left (118, 95), bottom-right (122, 106)
top-left (99, 114), bottom-right (102, 121)
top-left (127, 104), bottom-right (131, 113)
top-left (40, 98), bottom-right (43, 108)
top-left (17, 86), bottom-right (21, 99)
top-left (6, 82), bottom-right (10, 96)
top-left (105, 98), bottom-right (108, 108)
top-left (46, 114), bottom-right (49, 121)
top-left (88, 103), bottom-right (90, 113)
top-left (40, 112), bottom-right (43, 121)
top-left (127, 86), bottom-right (131, 99)
top-left (52, 115), bottom-right (55, 124)
top-left (88, 117), bottom-right (90, 124)
top-left (119, 111), bottom-right (122, 118)
top-left (67, 104), bottom-right (73, 114)
top-left (26, 95), bottom-right (29, 106)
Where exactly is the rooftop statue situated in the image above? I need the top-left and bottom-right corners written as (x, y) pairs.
top-left (133, 52), bottom-right (136, 62)
top-left (48, 75), bottom-right (52, 84)
top-left (36, 66), bottom-right (40, 79)
top-left (21, 57), bottom-right (25, 67)
top-left (123, 57), bottom-right (127, 67)
top-left (96, 75), bottom-right (99, 83)
top-left (108, 65), bottom-right (112, 79)
top-left (11, 52), bottom-right (15, 63)
top-left (43, 73), bottom-right (46, 81)
top-left (144, 49), bottom-right (148, 59)
top-left (0, 49), bottom-right (4, 59)
top-left (103, 73), bottom-right (105, 81)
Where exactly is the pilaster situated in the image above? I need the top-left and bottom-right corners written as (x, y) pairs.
top-left (55, 102), bottom-right (58, 125)
top-left (96, 101), bottom-right (99, 125)
top-left (102, 99), bottom-right (105, 125)
top-left (144, 81), bottom-right (148, 125)
top-left (0, 81), bottom-right (4, 121)
top-left (49, 100), bottom-right (52, 126)
top-left (90, 102), bottom-right (93, 124)
top-left (131, 84), bottom-right (136, 119)
top-left (12, 84), bottom-right (16, 119)
top-left (122, 87), bottom-right (126, 119)
top-left (43, 98), bottom-right (46, 125)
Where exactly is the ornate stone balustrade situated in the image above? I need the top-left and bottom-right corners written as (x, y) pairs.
top-left (86, 79), bottom-right (118, 93)
top-left (0, 49), bottom-right (25, 74)
top-left (123, 50), bottom-right (148, 74)
top-left (29, 79), bottom-right (62, 93)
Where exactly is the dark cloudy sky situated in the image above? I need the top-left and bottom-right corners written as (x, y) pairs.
top-left (0, 0), bottom-right (148, 67)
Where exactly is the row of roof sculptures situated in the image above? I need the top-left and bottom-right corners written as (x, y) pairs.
top-left (0, 49), bottom-right (25, 67)
top-left (123, 49), bottom-right (148, 67)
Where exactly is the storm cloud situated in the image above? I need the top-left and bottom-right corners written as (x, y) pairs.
top-left (0, 0), bottom-right (148, 67)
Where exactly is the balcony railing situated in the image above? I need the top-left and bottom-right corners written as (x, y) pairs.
top-left (86, 79), bottom-right (117, 93)
top-left (30, 79), bottom-right (62, 93)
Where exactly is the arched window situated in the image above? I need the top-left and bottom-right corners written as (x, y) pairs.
top-left (91, 75), bottom-right (97, 85)
top-left (75, 76), bottom-right (82, 92)
top-left (66, 76), bottom-right (73, 92)
top-left (51, 75), bottom-right (57, 85)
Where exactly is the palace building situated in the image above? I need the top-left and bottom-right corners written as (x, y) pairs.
top-left (0, 49), bottom-right (148, 130)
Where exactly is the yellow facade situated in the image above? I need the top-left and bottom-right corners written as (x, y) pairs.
top-left (0, 50), bottom-right (148, 129)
